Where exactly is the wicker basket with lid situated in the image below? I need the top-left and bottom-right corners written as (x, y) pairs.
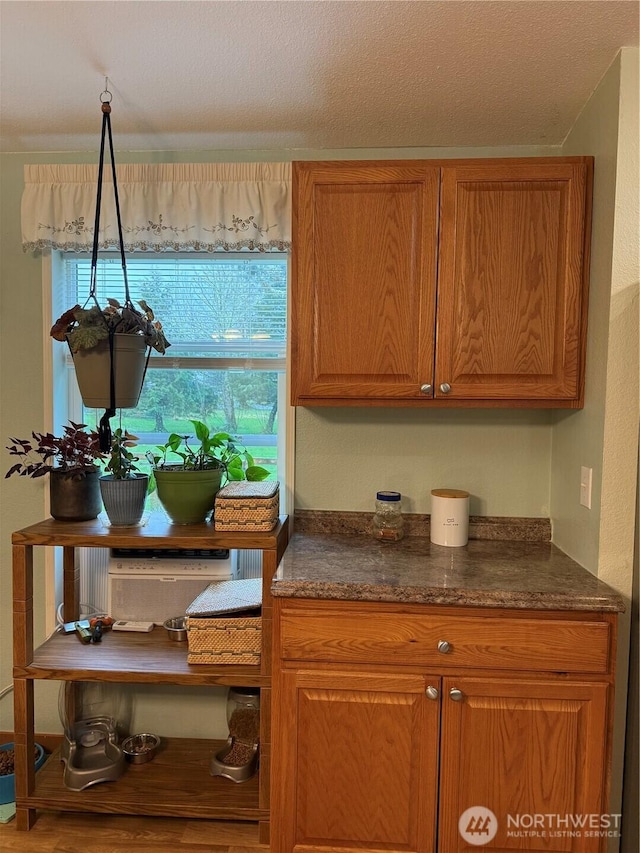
top-left (214, 480), bottom-right (279, 532)
top-left (185, 578), bottom-right (262, 665)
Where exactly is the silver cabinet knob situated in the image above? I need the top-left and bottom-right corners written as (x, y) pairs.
top-left (439, 382), bottom-right (452, 394)
top-left (426, 685), bottom-right (439, 700)
top-left (437, 640), bottom-right (451, 654)
top-left (449, 688), bottom-right (464, 702)
top-left (420, 383), bottom-right (433, 395)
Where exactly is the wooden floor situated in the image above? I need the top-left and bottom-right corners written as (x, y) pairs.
top-left (0, 813), bottom-right (269, 852)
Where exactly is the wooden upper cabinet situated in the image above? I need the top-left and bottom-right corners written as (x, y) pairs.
top-left (291, 157), bottom-right (592, 408)
top-left (291, 161), bottom-right (440, 403)
top-left (436, 161), bottom-right (591, 405)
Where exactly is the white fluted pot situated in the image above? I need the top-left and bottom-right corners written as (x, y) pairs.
top-left (99, 473), bottom-right (149, 526)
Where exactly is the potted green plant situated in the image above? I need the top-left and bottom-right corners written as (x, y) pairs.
top-left (147, 420), bottom-right (270, 525)
top-left (99, 428), bottom-right (149, 526)
top-left (5, 421), bottom-right (104, 521)
top-left (50, 298), bottom-right (170, 409)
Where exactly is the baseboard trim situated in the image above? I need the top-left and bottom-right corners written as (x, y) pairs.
top-left (0, 732), bottom-right (63, 752)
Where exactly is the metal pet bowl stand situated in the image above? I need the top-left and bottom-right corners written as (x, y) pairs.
top-left (60, 717), bottom-right (125, 791)
top-left (210, 738), bottom-right (258, 783)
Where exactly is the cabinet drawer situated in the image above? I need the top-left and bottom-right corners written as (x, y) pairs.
top-left (279, 609), bottom-right (611, 673)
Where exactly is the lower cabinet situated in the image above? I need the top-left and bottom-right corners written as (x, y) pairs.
top-left (438, 676), bottom-right (609, 852)
top-left (275, 669), bottom-right (440, 851)
top-left (271, 600), bottom-right (615, 853)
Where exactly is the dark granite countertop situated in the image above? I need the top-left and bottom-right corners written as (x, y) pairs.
top-left (272, 532), bottom-right (625, 612)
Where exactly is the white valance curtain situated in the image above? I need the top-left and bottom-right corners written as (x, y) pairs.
top-left (21, 162), bottom-right (291, 253)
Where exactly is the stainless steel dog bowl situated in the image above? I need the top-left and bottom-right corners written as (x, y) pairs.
top-left (122, 733), bottom-right (160, 764)
top-left (163, 616), bottom-right (187, 642)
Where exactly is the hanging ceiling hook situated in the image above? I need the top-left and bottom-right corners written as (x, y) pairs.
top-left (100, 77), bottom-right (112, 104)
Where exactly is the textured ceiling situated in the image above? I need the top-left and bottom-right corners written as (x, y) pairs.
top-left (0, 0), bottom-right (637, 153)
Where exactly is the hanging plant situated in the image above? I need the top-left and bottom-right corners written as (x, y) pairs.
top-left (47, 84), bottom-right (170, 449)
top-left (51, 298), bottom-right (169, 355)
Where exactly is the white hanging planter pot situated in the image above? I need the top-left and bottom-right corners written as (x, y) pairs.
top-left (70, 334), bottom-right (149, 409)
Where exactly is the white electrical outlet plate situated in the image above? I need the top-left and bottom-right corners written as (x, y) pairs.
top-left (580, 466), bottom-right (593, 509)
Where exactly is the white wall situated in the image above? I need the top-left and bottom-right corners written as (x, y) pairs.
top-left (551, 59), bottom-right (619, 567)
top-left (554, 47), bottom-right (640, 847)
top-left (295, 408), bottom-right (552, 515)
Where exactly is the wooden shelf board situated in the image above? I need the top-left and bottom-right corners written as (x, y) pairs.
top-left (12, 514), bottom-right (288, 550)
top-left (21, 739), bottom-right (265, 820)
top-left (16, 629), bottom-right (269, 686)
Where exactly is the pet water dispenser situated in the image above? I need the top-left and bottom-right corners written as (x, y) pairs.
top-left (59, 682), bottom-right (132, 791)
top-left (210, 686), bottom-right (260, 782)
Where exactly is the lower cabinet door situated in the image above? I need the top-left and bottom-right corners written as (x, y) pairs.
top-left (272, 669), bottom-right (441, 852)
top-left (438, 677), bottom-right (610, 853)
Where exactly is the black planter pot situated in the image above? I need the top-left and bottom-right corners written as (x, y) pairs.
top-left (49, 467), bottom-right (102, 521)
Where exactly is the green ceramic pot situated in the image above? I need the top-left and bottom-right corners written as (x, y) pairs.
top-left (154, 466), bottom-right (223, 525)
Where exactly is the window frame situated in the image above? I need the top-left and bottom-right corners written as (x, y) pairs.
top-left (43, 251), bottom-right (295, 634)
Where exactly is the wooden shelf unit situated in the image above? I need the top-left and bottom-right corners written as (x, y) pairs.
top-left (29, 738), bottom-right (263, 820)
top-left (11, 514), bottom-right (290, 836)
top-left (15, 628), bottom-right (272, 686)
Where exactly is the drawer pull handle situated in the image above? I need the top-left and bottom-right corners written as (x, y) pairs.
top-left (437, 640), bottom-right (451, 654)
top-left (449, 688), bottom-right (464, 702)
top-left (420, 383), bottom-right (433, 395)
top-left (439, 382), bottom-right (452, 394)
top-left (425, 685), bottom-right (439, 700)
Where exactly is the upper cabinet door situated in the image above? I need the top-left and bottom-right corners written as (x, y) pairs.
top-left (291, 162), bottom-right (440, 404)
top-left (435, 161), bottom-right (591, 405)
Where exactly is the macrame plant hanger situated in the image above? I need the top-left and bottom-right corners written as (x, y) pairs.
top-left (88, 82), bottom-right (138, 452)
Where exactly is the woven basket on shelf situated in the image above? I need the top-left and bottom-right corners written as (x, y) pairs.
top-left (185, 578), bottom-right (262, 665)
top-left (214, 481), bottom-right (279, 532)
top-left (186, 615), bottom-right (262, 665)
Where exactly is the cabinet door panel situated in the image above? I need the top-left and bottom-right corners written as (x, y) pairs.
top-left (436, 163), bottom-right (589, 402)
top-left (438, 677), bottom-right (609, 852)
top-left (292, 163), bottom-right (439, 402)
top-left (272, 669), bottom-right (440, 852)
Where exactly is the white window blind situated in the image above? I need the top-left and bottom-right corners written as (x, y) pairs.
top-left (62, 254), bottom-right (287, 369)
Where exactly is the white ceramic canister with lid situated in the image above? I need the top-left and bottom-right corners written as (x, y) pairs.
top-left (430, 489), bottom-right (470, 547)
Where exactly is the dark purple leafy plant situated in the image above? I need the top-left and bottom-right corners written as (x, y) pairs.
top-left (5, 421), bottom-right (104, 479)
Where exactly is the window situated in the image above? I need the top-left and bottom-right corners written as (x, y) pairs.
top-left (56, 253), bottom-right (289, 512)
